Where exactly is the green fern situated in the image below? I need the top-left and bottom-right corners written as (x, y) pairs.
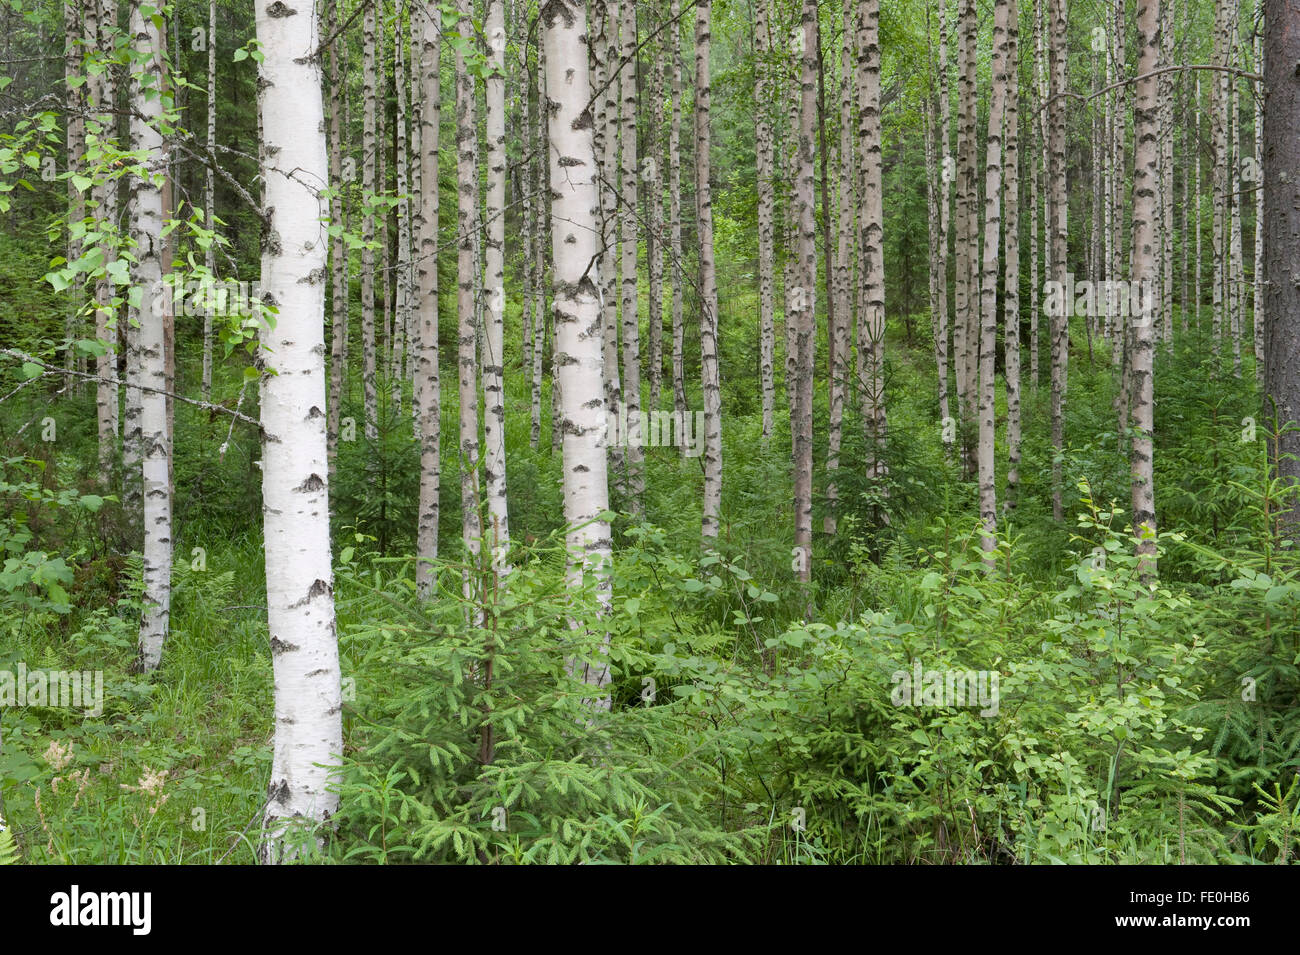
top-left (0, 817), bottom-right (19, 865)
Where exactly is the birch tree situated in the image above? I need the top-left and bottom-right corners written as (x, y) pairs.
top-left (953, 0), bottom-right (977, 474)
top-left (697, 0), bottom-right (722, 539)
top-left (414, 0), bottom-right (442, 599)
top-left (392, 7), bottom-right (414, 407)
top-left (64, 0), bottom-right (84, 382)
top-left (791, 0), bottom-right (816, 581)
top-left (202, 0), bottom-right (216, 400)
top-left (646, 11), bottom-right (665, 418)
top-left (1047, 0), bottom-right (1068, 521)
top-left (1004, 0), bottom-right (1022, 508)
top-left (858, 0), bottom-right (886, 482)
top-left (255, 0), bottom-right (343, 861)
top-left (669, 0), bottom-right (686, 428)
top-left (756, 0), bottom-right (776, 442)
top-left (129, 0), bottom-right (171, 672)
top-left (619, 0), bottom-right (643, 509)
top-left (827, 0), bottom-right (854, 533)
top-left (454, 0), bottom-right (482, 578)
top-left (593, 1), bottom-right (623, 496)
top-left (361, 0), bottom-right (378, 441)
top-left (483, 0), bottom-right (510, 559)
top-left (542, 0), bottom-right (614, 704)
top-left (1252, 0), bottom-right (1263, 376)
top-left (977, 0), bottom-right (1012, 556)
top-left (1130, 0), bottom-right (1160, 574)
top-left (91, 0), bottom-right (119, 481)
top-left (327, 0), bottom-right (346, 473)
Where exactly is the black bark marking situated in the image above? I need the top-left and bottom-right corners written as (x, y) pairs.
top-left (269, 636), bottom-right (299, 655)
top-left (295, 473), bottom-right (326, 492)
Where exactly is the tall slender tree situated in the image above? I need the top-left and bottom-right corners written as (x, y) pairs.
top-left (1047, 0), bottom-right (1069, 521)
top-left (1130, 0), bottom-right (1161, 574)
top-left (696, 0), bottom-right (722, 539)
top-left (543, 0), bottom-right (614, 706)
top-left (858, 0), bottom-right (886, 483)
top-left (977, 0), bottom-right (1012, 556)
top-left (255, 0), bottom-right (343, 861)
top-left (483, 0), bottom-right (511, 559)
top-left (1263, 0), bottom-right (1300, 504)
top-left (454, 0), bottom-right (482, 583)
top-left (414, 0), bottom-right (441, 598)
top-left (1004, 0), bottom-right (1023, 509)
top-left (791, 0), bottom-right (817, 581)
top-left (755, 0), bottom-right (776, 442)
top-left (361, 0), bottom-right (378, 441)
top-left (129, 0), bottom-right (171, 672)
top-left (619, 0), bottom-right (644, 510)
top-left (91, 0), bottom-right (119, 482)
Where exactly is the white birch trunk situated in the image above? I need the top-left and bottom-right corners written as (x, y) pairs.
top-left (543, 0), bottom-right (613, 705)
top-left (254, 0), bottom-right (342, 862)
top-left (483, 0), bottom-right (510, 560)
top-left (414, 1), bottom-right (442, 599)
top-left (129, 0), bottom-right (171, 672)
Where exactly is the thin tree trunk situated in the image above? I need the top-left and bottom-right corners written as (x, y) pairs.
top-left (64, 0), bottom-right (85, 384)
top-left (1229, 12), bottom-right (1244, 375)
top-left (594, 1), bottom-right (624, 495)
top-left (393, 6), bottom-right (413, 407)
top-left (91, 0), bottom-right (118, 482)
top-left (826, 0), bottom-right (853, 535)
top-left (532, 34), bottom-right (548, 451)
top-left (328, 1), bottom-right (346, 474)
top-left (978, 0), bottom-right (1012, 557)
top-left (130, 0), bottom-right (170, 672)
top-left (414, 0), bottom-right (441, 598)
top-left (1031, 0), bottom-right (1044, 387)
top-left (526, 21), bottom-right (542, 449)
top-left (544, 0), bottom-right (614, 707)
top-left (482, 0), bottom-right (510, 561)
top-left (1263, 0), bottom-right (1300, 508)
top-left (455, 0), bottom-right (482, 582)
top-left (669, 0), bottom-right (686, 432)
top-left (1048, 0), bottom-right (1069, 521)
top-left (202, 0), bottom-right (216, 400)
top-left (1212, 0), bottom-right (1229, 358)
top-left (935, 0), bottom-right (954, 445)
top-left (1195, 74), bottom-right (1203, 335)
top-left (1253, 0), bottom-right (1263, 378)
top-left (647, 10), bottom-right (664, 418)
top-left (791, 0), bottom-right (817, 580)
top-left (619, 0), bottom-right (643, 510)
top-left (1160, 0), bottom-right (1175, 348)
top-left (696, 0), bottom-right (722, 539)
top-left (1004, 0), bottom-right (1023, 509)
top-left (361, 0), bottom-right (378, 441)
top-left (255, 0), bottom-right (342, 861)
top-left (756, 0), bottom-right (776, 442)
top-left (1130, 0), bottom-right (1160, 575)
top-left (858, 0), bottom-right (886, 483)
top-left (954, 0), bottom-right (977, 474)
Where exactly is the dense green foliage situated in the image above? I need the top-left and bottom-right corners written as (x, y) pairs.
top-left (3, 308), bottom-right (1299, 862)
top-left (0, 0), bottom-right (1296, 865)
